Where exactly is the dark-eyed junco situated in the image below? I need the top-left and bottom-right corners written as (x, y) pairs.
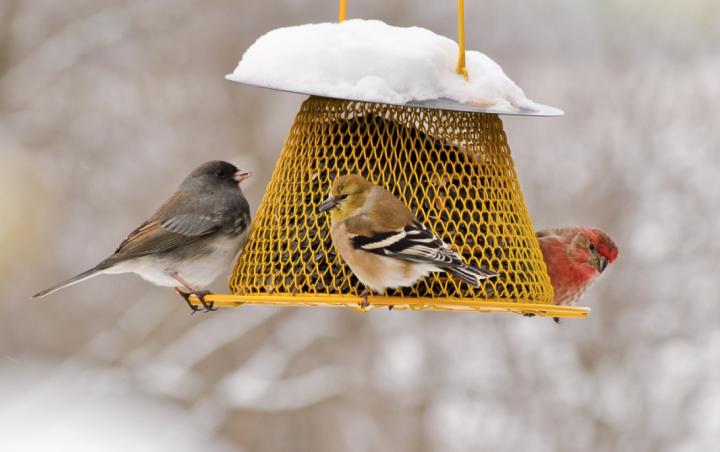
top-left (32, 160), bottom-right (252, 312)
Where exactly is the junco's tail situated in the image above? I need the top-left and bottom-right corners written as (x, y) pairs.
top-left (31, 267), bottom-right (103, 299)
top-left (444, 264), bottom-right (497, 288)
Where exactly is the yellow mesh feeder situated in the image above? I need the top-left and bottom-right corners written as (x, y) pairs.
top-left (196, 1), bottom-right (589, 319)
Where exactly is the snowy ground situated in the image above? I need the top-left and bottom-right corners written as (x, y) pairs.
top-left (0, 359), bottom-right (236, 452)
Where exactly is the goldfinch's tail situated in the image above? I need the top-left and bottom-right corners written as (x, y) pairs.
top-left (444, 264), bottom-right (497, 288)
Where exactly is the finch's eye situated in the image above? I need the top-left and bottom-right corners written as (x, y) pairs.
top-left (338, 194), bottom-right (349, 201)
top-left (588, 243), bottom-right (597, 253)
top-left (216, 169), bottom-right (226, 177)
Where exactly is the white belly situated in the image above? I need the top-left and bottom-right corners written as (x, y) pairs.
top-left (331, 222), bottom-right (436, 293)
top-left (352, 254), bottom-right (434, 293)
top-left (104, 230), bottom-right (249, 289)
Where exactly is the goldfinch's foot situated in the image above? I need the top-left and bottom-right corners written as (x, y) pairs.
top-left (553, 317), bottom-right (561, 324)
top-left (359, 288), bottom-right (370, 308)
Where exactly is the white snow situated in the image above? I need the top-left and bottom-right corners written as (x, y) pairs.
top-left (0, 359), bottom-right (236, 452)
top-left (227, 20), bottom-right (551, 113)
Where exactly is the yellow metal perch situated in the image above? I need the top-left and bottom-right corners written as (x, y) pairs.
top-left (188, 293), bottom-right (590, 319)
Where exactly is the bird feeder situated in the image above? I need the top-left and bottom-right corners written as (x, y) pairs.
top-left (196, 1), bottom-right (590, 319)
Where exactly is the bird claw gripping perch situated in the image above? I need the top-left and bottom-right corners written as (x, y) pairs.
top-left (175, 288), bottom-right (217, 313)
top-left (359, 288), bottom-right (370, 309)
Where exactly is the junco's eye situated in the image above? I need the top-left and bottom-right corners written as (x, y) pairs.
top-left (216, 169), bottom-right (226, 177)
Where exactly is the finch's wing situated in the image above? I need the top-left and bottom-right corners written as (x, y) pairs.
top-left (535, 228), bottom-right (563, 241)
top-left (351, 220), bottom-right (462, 268)
top-left (102, 214), bottom-right (220, 265)
top-left (535, 229), bottom-right (565, 252)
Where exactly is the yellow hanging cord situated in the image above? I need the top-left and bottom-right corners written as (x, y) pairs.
top-left (338, 0), bottom-right (347, 22)
top-left (456, 0), bottom-right (469, 80)
top-left (339, 0), bottom-right (466, 79)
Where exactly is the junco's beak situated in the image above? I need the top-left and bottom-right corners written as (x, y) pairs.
top-left (234, 169), bottom-right (253, 183)
top-left (318, 195), bottom-right (339, 213)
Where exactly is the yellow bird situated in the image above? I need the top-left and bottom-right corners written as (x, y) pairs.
top-left (319, 174), bottom-right (496, 307)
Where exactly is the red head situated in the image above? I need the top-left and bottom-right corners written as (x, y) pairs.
top-left (568, 228), bottom-right (619, 273)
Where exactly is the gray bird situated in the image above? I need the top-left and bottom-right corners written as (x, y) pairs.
top-left (32, 161), bottom-right (252, 312)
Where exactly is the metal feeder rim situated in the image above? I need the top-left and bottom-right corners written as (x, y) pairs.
top-left (190, 293), bottom-right (590, 318)
top-left (224, 79), bottom-right (564, 117)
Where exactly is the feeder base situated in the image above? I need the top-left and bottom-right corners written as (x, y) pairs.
top-left (187, 293), bottom-right (589, 318)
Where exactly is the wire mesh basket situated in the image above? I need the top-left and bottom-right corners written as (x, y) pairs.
top-left (195, 96), bottom-right (587, 319)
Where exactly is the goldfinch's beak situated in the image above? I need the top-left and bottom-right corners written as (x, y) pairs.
top-left (318, 196), bottom-right (339, 213)
top-left (234, 169), bottom-right (253, 183)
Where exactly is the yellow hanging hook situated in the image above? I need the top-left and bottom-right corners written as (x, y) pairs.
top-left (456, 0), bottom-right (469, 80)
top-left (338, 0), bottom-right (347, 22)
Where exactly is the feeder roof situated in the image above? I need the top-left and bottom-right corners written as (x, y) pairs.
top-left (227, 19), bottom-right (562, 116)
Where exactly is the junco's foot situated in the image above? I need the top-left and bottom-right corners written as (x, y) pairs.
top-left (32, 161), bottom-right (253, 313)
top-left (174, 288), bottom-right (215, 313)
top-left (170, 271), bottom-right (216, 313)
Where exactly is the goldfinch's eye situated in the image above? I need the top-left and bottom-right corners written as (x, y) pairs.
top-left (338, 194), bottom-right (349, 201)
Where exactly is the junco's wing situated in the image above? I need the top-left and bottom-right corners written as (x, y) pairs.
top-left (102, 213), bottom-right (221, 265)
top-left (31, 212), bottom-right (223, 298)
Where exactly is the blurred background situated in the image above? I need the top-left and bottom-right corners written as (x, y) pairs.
top-left (2, 0), bottom-right (719, 451)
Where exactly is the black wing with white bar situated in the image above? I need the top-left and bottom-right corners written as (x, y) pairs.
top-left (351, 221), bottom-right (497, 286)
top-left (351, 221), bottom-right (463, 267)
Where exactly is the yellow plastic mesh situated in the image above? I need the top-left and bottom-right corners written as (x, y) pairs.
top-left (210, 96), bottom-right (586, 318)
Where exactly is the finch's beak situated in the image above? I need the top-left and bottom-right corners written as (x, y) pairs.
top-left (318, 196), bottom-right (339, 213)
top-left (598, 256), bottom-right (608, 272)
top-left (233, 169), bottom-right (253, 183)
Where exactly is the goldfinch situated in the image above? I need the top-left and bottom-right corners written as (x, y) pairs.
top-left (318, 174), bottom-right (496, 307)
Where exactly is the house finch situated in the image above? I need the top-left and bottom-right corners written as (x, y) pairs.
top-left (536, 227), bottom-right (619, 323)
top-left (318, 174), bottom-right (496, 307)
top-left (32, 161), bottom-right (253, 312)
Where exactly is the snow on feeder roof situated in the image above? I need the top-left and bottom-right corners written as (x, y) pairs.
top-left (226, 19), bottom-right (563, 116)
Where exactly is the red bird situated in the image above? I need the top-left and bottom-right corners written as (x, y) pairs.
top-left (535, 227), bottom-right (619, 323)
